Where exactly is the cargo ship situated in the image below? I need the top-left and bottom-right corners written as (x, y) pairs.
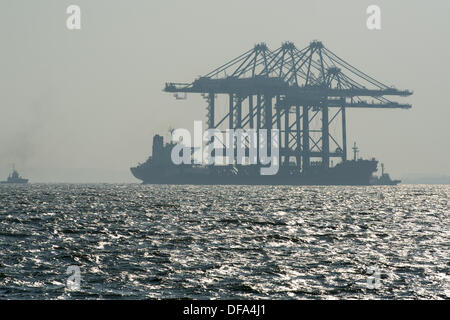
top-left (136, 40), bottom-right (411, 186)
top-left (130, 134), bottom-right (399, 186)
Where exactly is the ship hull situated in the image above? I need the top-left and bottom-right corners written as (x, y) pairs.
top-left (372, 179), bottom-right (401, 186)
top-left (0, 179), bottom-right (28, 184)
top-left (131, 160), bottom-right (378, 186)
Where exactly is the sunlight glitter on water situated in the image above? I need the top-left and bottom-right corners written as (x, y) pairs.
top-left (0, 184), bottom-right (448, 299)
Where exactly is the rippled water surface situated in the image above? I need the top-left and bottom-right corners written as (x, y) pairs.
top-left (0, 184), bottom-right (448, 299)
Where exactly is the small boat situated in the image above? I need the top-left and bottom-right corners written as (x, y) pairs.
top-left (370, 163), bottom-right (401, 186)
top-left (1, 166), bottom-right (29, 184)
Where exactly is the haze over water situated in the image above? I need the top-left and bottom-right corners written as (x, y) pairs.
top-left (0, 184), bottom-right (448, 299)
top-left (2, 1), bottom-right (450, 182)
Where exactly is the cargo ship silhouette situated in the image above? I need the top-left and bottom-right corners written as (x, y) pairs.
top-left (131, 135), bottom-right (399, 186)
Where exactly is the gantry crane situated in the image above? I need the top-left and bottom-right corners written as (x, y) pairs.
top-left (164, 40), bottom-right (412, 172)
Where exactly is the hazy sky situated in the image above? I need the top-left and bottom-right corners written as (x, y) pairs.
top-left (0, 0), bottom-right (449, 182)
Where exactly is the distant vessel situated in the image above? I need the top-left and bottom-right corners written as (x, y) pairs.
top-left (371, 163), bottom-right (401, 186)
top-left (1, 166), bottom-right (29, 184)
top-left (131, 135), bottom-right (388, 186)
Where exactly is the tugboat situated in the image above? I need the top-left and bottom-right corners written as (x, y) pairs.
top-left (1, 166), bottom-right (29, 184)
top-left (371, 163), bottom-right (401, 185)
